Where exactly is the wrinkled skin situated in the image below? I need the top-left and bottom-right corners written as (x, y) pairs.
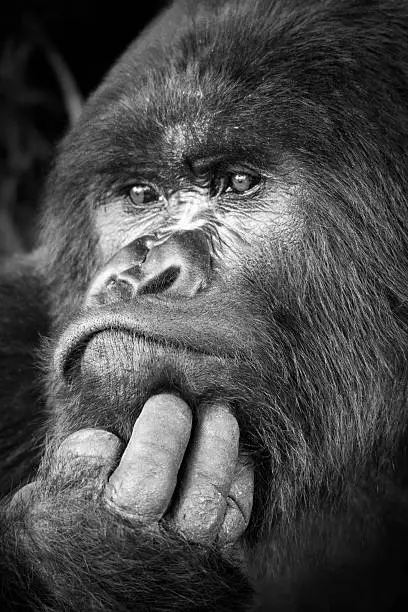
top-left (3, 0), bottom-right (408, 610)
top-left (12, 397), bottom-right (253, 546)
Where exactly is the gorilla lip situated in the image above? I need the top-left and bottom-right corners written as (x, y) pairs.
top-left (54, 304), bottom-right (240, 383)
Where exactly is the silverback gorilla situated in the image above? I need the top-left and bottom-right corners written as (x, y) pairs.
top-left (2, 0), bottom-right (408, 609)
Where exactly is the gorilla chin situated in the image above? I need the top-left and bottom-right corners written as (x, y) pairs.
top-left (52, 300), bottom-right (245, 437)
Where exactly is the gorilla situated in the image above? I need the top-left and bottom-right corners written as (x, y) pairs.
top-left (2, 0), bottom-right (408, 609)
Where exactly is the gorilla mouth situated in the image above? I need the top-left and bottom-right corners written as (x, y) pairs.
top-left (54, 302), bottom-right (240, 383)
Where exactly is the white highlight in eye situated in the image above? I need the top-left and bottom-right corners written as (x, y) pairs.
top-left (129, 185), bottom-right (152, 205)
top-left (230, 173), bottom-right (252, 192)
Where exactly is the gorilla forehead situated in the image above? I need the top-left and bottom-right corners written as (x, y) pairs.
top-left (72, 4), bottom-right (342, 172)
top-left (81, 79), bottom-right (277, 177)
top-left (65, 0), bottom-right (402, 182)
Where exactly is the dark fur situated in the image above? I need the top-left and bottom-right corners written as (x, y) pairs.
top-left (2, 0), bottom-right (408, 609)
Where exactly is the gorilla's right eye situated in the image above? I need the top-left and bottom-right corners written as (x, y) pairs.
top-left (129, 185), bottom-right (158, 206)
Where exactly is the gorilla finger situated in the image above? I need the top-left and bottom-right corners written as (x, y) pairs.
top-left (53, 429), bottom-right (123, 478)
top-left (105, 393), bottom-right (192, 521)
top-left (8, 433), bottom-right (124, 514)
top-left (217, 460), bottom-right (254, 545)
top-left (170, 404), bottom-right (239, 544)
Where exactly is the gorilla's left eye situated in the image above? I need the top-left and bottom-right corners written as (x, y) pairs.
top-left (225, 171), bottom-right (261, 195)
top-left (230, 173), bottom-right (253, 192)
top-left (129, 184), bottom-right (158, 205)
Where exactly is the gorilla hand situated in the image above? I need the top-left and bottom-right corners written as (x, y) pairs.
top-left (12, 394), bottom-right (253, 548)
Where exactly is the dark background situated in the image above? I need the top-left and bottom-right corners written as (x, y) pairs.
top-left (0, 1), bottom-right (167, 254)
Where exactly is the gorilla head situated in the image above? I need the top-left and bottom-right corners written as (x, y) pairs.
top-left (37, 0), bottom-right (408, 551)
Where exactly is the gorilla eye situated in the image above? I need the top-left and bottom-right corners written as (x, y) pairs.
top-left (129, 185), bottom-right (158, 205)
top-left (230, 173), bottom-right (253, 192)
top-left (225, 171), bottom-right (261, 196)
top-left (212, 170), bottom-right (261, 197)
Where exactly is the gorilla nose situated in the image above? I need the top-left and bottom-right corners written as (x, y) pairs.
top-left (85, 232), bottom-right (211, 306)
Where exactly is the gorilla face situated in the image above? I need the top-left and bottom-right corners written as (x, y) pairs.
top-left (41, 0), bottom-right (408, 539)
top-left (47, 31), bottom-right (301, 439)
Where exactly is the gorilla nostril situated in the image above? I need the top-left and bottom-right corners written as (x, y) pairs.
top-left (94, 276), bottom-right (137, 304)
top-left (139, 266), bottom-right (180, 295)
top-left (102, 266), bottom-right (181, 301)
top-left (109, 277), bottom-right (136, 301)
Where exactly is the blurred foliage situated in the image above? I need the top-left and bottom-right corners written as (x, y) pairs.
top-left (0, 30), bottom-right (72, 254)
